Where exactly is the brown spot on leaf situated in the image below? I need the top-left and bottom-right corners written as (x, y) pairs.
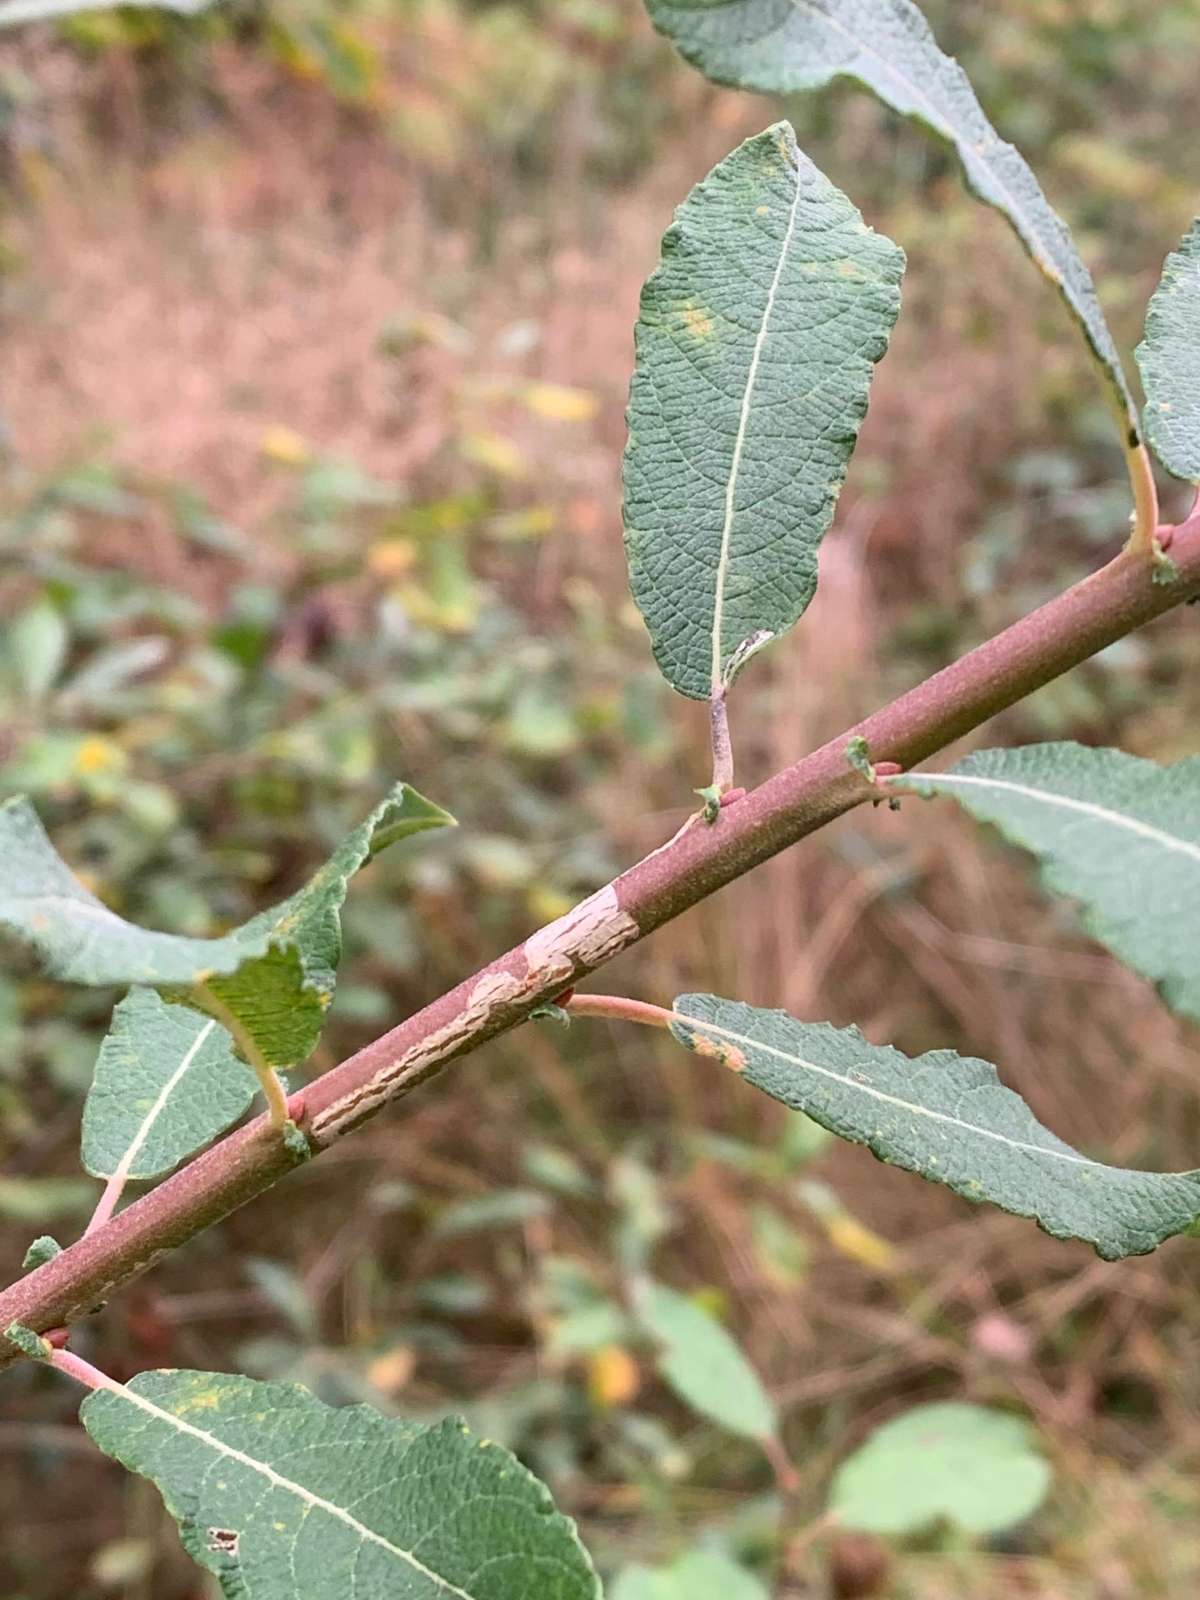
top-left (688, 1031), bottom-right (746, 1073)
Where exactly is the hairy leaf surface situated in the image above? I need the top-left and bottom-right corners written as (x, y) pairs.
top-left (895, 743), bottom-right (1200, 1024)
top-left (644, 0), bottom-right (1136, 436)
top-left (81, 990), bottom-right (252, 1183)
top-left (0, 783), bottom-right (452, 1067)
top-left (623, 122), bottom-right (903, 699)
top-left (670, 994), bottom-right (1200, 1259)
top-left (636, 1280), bottom-right (776, 1438)
top-left (81, 1371), bottom-right (600, 1599)
top-left (1137, 219), bottom-right (1200, 482)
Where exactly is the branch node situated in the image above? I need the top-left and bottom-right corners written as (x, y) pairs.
top-left (22, 1236), bottom-right (63, 1273)
top-left (845, 737), bottom-right (904, 807)
top-left (5, 1321), bottom-right (50, 1362)
top-left (281, 1120), bottom-right (313, 1161)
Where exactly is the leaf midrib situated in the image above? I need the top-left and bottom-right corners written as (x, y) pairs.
top-left (103, 1383), bottom-right (477, 1599)
top-left (677, 1010), bottom-right (1103, 1168)
top-left (897, 771), bottom-right (1200, 866)
top-left (710, 139), bottom-right (803, 693)
top-left (97, 1016), bottom-right (219, 1182)
top-left (786, 0), bottom-right (1051, 277)
top-left (773, 0), bottom-right (1136, 415)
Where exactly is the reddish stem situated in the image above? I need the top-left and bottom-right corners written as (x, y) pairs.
top-left (84, 1174), bottom-right (126, 1239)
top-left (761, 1430), bottom-right (801, 1496)
top-left (2, 518), bottom-right (1200, 1362)
top-left (45, 1345), bottom-right (122, 1394)
top-left (564, 994), bottom-right (678, 1030)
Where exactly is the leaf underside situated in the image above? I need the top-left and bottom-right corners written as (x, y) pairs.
top-left (644, 0), bottom-right (1136, 436)
top-left (670, 993), bottom-right (1200, 1260)
top-left (0, 783), bottom-right (452, 1068)
top-left (81, 1370), bottom-right (600, 1600)
top-left (1137, 218), bottom-right (1200, 483)
top-left (81, 989), bottom-right (252, 1182)
top-left (897, 743), bottom-right (1200, 1026)
top-left (622, 120), bottom-right (903, 699)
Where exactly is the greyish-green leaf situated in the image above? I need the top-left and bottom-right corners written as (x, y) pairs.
top-left (81, 989), bottom-right (253, 1183)
top-left (635, 1279), bottom-right (777, 1439)
top-left (644, 0), bottom-right (1137, 437)
top-left (1137, 219), bottom-right (1200, 483)
top-left (669, 993), bottom-right (1200, 1260)
top-left (80, 1370), bottom-right (600, 1600)
top-left (830, 1402), bottom-right (1051, 1536)
top-left (894, 743), bottom-right (1200, 1025)
top-left (0, 783), bottom-right (452, 1068)
top-left (622, 121), bottom-right (903, 700)
top-left (612, 1551), bottom-right (770, 1600)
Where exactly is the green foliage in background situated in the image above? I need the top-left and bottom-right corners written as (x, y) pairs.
top-left (830, 1402), bottom-right (1051, 1536)
top-left (5, 1), bottom-right (1200, 1597)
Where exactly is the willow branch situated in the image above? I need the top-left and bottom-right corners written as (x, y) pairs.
top-left (3, 519), bottom-right (1200, 1365)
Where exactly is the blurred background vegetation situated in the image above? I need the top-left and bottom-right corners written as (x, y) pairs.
top-left (1, 1), bottom-right (1200, 1594)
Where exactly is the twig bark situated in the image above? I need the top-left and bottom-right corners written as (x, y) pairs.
top-left (3, 519), bottom-right (1200, 1365)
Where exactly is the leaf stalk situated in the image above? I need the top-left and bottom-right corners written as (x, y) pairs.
top-left (4, 513), bottom-right (1200, 1362)
top-left (192, 983), bottom-right (290, 1130)
top-left (1124, 438), bottom-right (1162, 560)
top-left (710, 690), bottom-right (735, 794)
top-left (564, 994), bottom-right (678, 1031)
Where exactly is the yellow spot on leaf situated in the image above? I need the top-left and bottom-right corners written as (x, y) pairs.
top-left (681, 302), bottom-right (715, 341)
top-left (174, 1387), bottom-right (223, 1414)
